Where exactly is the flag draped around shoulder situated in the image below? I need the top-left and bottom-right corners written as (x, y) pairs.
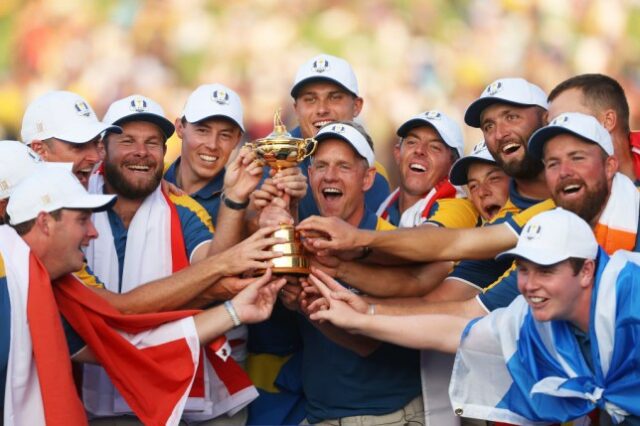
top-left (449, 249), bottom-right (640, 425)
top-left (54, 273), bottom-right (256, 425)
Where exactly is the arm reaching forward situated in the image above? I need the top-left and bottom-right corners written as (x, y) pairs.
top-left (307, 268), bottom-right (470, 353)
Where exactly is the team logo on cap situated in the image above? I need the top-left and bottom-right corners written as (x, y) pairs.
top-left (486, 81), bottom-right (503, 96)
top-left (74, 101), bottom-right (92, 117)
top-left (330, 124), bottom-right (346, 133)
top-left (129, 96), bottom-right (148, 112)
top-left (312, 58), bottom-right (330, 74)
top-left (551, 115), bottom-right (570, 126)
top-left (41, 194), bottom-right (52, 205)
top-left (472, 141), bottom-right (487, 154)
top-left (424, 111), bottom-right (442, 120)
top-left (27, 148), bottom-right (43, 163)
top-left (0, 180), bottom-right (8, 193)
top-left (523, 224), bottom-right (542, 241)
top-left (212, 90), bottom-right (230, 105)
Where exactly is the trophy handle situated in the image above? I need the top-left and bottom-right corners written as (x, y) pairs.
top-left (300, 138), bottom-right (317, 160)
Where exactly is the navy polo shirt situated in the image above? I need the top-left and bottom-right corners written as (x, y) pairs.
top-left (300, 210), bottom-right (421, 423)
top-left (164, 158), bottom-right (225, 227)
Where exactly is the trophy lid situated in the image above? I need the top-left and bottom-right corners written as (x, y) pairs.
top-left (256, 109), bottom-right (303, 143)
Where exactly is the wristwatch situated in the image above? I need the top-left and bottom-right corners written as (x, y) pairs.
top-left (221, 192), bottom-right (249, 210)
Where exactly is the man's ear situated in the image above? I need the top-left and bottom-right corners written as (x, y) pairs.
top-left (601, 109), bottom-right (617, 133)
top-left (30, 140), bottom-right (49, 159)
top-left (362, 166), bottom-right (376, 192)
top-left (174, 118), bottom-right (185, 139)
top-left (352, 97), bottom-right (364, 118)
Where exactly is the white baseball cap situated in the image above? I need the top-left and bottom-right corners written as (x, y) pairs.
top-left (464, 78), bottom-right (548, 128)
top-left (496, 208), bottom-right (598, 265)
top-left (291, 54), bottom-right (359, 98)
top-left (21, 90), bottom-right (121, 145)
top-left (528, 112), bottom-right (614, 160)
top-left (103, 94), bottom-right (175, 138)
top-left (315, 122), bottom-right (374, 167)
top-left (181, 83), bottom-right (245, 132)
top-left (0, 140), bottom-right (73, 200)
top-left (449, 141), bottom-right (498, 185)
top-left (396, 110), bottom-right (465, 158)
top-left (7, 167), bottom-right (115, 225)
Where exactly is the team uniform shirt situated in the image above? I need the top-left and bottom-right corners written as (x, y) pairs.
top-left (300, 210), bottom-right (421, 423)
top-left (450, 249), bottom-right (640, 425)
top-left (479, 173), bottom-right (640, 312)
top-left (448, 180), bottom-right (543, 291)
top-left (377, 186), bottom-right (479, 229)
top-left (286, 126), bottom-right (391, 220)
top-left (164, 158), bottom-right (225, 227)
top-left (104, 194), bottom-right (213, 291)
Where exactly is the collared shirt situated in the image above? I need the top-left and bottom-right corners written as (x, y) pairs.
top-left (165, 157), bottom-right (225, 226)
top-left (629, 131), bottom-right (640, 184)
top-left (300, 209), bottom-right (421, 423)
top-left (105, 194), bottom-right (213, 292)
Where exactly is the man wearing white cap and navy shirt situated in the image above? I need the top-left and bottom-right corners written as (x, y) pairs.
top-left (281, 121), bottom-right (424, 425)
top-left (307, 208), bottom-right (640, 425)
top-left (82, 94), bottom-right (261, 424)
top-left (21, 90), bottom-right (121, 188)
top-left (0, 166), bottom-right (287, 426)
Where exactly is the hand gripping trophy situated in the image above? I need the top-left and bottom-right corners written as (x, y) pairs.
top-left (247, 110), bottom-right (317, 274)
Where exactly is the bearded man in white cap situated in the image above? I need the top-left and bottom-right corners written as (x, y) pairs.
top-left (82, 94), bottom-right (269, 424)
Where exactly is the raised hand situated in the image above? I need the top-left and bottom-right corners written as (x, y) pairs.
top-left (223, 147), bottom-right (264, 203)
top-left (307, 268), bottom-right (369, 331)
top-left (271, 167), bottom-right (307, 200)
top-left (298, 215), bottom-right (366, 253)
top-left (214, 226), bottom-right (285, 276)
top-left (257, 196), bottom-right (294, 227)
top-left (232, 269), bottom-right (287, 324)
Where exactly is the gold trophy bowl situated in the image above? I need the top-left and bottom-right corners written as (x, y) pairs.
top-left (247, 110), bottom-right (317, 275)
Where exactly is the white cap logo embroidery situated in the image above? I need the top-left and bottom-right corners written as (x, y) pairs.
top-left (129, 96), bottom-right (148, 112)
top-left (486, 81), bottom-right (503, 96)
top-left (524, 224), bottom-right (542, 240)
top-left (425, 111), bottom-right (442, 120)
top-left (74, 101), bottom-right (91, 117)
top-left (212, 90), bottom-right (229, 105)
top-left (312, 58), bottom-right (329, 73)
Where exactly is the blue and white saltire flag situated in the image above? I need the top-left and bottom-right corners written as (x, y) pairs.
top-left (449, 249), bottom-right (640, 425)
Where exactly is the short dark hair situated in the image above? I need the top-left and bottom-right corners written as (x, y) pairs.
top-left (548, 74), bottom-right (630, 134)
top-left (567, 257), bottom-right (587, 276)
top-left (8, 209), bottom-right (63, 236)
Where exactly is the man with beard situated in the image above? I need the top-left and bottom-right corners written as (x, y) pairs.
top-left (546, 73), bottom-right (640, 183)
top-left (21, 90), bottom-right (121, 188)
top-left (83, 94), bottom-right (267, 424)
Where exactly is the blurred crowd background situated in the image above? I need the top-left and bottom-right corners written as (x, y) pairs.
top-left (1, 0), bottom-right (639, 187)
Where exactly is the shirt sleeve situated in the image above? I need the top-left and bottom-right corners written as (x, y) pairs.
top-left (73, 263), bottom-right (105, 289)
top-left (426, 198), bottom-right (481, 229)
top-left (476, 265), bottom-right (521, 312)
top-left (171, 194), bottom-right (215, 260)
top-left (447, 257), bottom-right (515, 291)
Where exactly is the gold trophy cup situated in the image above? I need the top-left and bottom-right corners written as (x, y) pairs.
top-left (247, 110), bottom-right (317, 275)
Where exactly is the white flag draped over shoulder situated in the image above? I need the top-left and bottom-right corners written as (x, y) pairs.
top-left (449, 249), bottom-right (640, 425)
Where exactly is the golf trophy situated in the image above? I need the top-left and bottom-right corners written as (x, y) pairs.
top-left (247, 110), bottom-right (317, 274)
